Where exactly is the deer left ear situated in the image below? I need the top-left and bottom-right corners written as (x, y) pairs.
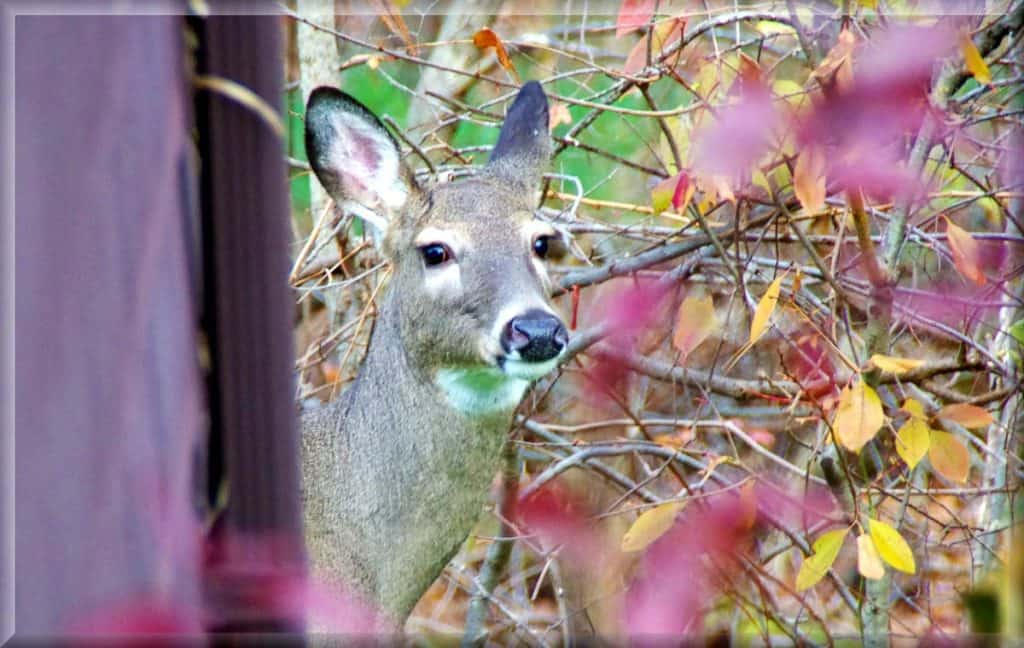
top-left (304, 86), bottom-right (417, 235)
top-left (485, 81), bottom-right (551, 196)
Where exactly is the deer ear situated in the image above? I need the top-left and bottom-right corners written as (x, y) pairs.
top-left (304, 86), bottom-right (416, 234)
top-left (486, 81), bottom-right (551, 195)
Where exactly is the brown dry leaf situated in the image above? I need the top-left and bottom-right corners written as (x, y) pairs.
top-left (857, 533), bottom-right (885, 580)
top-left (961, 33), bottom-right (992, 84)
top-left (811, 28), bottom-right (856, 93)
top-left (548, 101), bottom-right (572, 131)
top-left (623, 17), bottom-right (687, 76)
top-left (793, 146), bottom-right (826, 212)
top-left (749, 274), bottom-right (785, 344)
top-left (832, 380), bottom-right (884, 453)
top-left (935, 403), bottom-right (994, 429)
top-left (945, 217), bottom-right (987, 285)
top-left (473, 27), bottom-right (520, 81)
top-left (929, 430), bottom-right (971, 483)
top-left (376, 0), bottom-right (417, 54)
top-left (673, 293), bottom-right (718, 361)
top-left (621, 501), bottom-right (686, 552)
top-left (616, 0), bottom-right (656, 37)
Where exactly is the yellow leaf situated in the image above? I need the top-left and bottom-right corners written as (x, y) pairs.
top-left (756, 20), bottom-right (797, 36)
top-left (935, 403), bottom-right (994, 429)
top-left (961, 33), bottom-right (992, 85)
top-left (929, 430), bottom-right (971, 483)
top-left (869, 354), bottom-right (925, 375)
top-left (657, 115), bottom-right (683, 175)
top-left (749, 275), bottom-right (785, 344)
top-left (832, 380), bottom-right (885, 453)
top-left (979, 196), bottom-right (1002, 226)
top-left (895, 413), bottom-right (930, 470)
top-left (621, 501), bottom-right (686, 552)
top-left (796, 528), bottom-right (848, 591)
top-left (868, 518), bottom-right (916, 574)
top-left (693, 61), bottom-right (720, 100)
top-left (673, 293), bottom-right (718, 360)
top-left (652, 172), bottom-right (694, 215)
top-left (857, 533), bottom-right (885, 580)
top-left (901, 397), bottom-right (926, 419)
top-left (794, 146), bottom-right (826, 212)
top-left (945, 217), bottom-right (987, 285)
top-left (772, 79), bottom-right (808, 110)
top-left (751, 169), bottom-right (772, 194)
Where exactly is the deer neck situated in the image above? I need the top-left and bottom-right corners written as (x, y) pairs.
top-left (310, 290), bottom-right (523, 620)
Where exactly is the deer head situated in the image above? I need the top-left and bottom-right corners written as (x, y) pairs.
top-left (304, 82), bottom-right (567, 415)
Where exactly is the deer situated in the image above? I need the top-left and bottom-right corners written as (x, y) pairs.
top-left (299, 81), bottom-right (568, 627)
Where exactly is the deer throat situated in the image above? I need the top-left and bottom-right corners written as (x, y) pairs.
top-left (434, 367), bottom-right (530, 416)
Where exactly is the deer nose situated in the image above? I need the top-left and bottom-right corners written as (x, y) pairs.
top-left (501, 309), bottom-right (568, 362)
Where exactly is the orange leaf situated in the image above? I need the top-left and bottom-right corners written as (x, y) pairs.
top-left (672, 293), bottom-right (718, 361)
top-left (623, 17), bottom-right (686, 76)
top-left (832, 380), bottom-right (885, 453)
top-left (793, 146), bottom-right (826, 212)
top-left (473, 27), bottom-right (519, 81)
top-left (945, 217), bottom-right (986, 285)
top-left (935, 403), bottom-right (994, 429)
top-left (738, 51), bottom-right (762, 86)
top-left (929, 430), bottom-right (970, 483)
top-left (961, 33), bottom-right (991, 85)
top-left (616, 0), bottom-right (656, 37)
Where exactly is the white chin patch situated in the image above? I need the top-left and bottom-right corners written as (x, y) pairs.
top-left (435, 368), bottom-right (530, 416)
top-left (501, 356), bottom-right (560, 381)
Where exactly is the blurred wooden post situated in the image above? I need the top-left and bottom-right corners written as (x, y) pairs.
top-left (192, 9), bottom-right (306, 635)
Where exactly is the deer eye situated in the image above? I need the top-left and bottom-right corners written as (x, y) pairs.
top-left (419, 242), bottom-right (453, 267)
top-left (532, 235), bottom-right (552, 259)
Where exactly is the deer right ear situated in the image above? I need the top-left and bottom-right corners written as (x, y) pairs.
top-left (304, 87), bottom-right (416, 235)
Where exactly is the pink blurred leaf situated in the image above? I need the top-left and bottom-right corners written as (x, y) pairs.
top-left (582, 279), bottom-right (673, 404)
top-left (692, 82), bottom-right (780, 183)
top-left (797, 22), bottom-right (958, 200)
top-left (616, 0), bottom-right (656, 36)
top-left (517, 484), bottom-right (606, 569)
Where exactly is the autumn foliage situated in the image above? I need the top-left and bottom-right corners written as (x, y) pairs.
top-left (289, 1), bottom-right (1023, 643)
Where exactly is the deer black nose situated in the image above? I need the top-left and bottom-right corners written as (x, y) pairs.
top-left (501, 309), bottom-right (568, 362)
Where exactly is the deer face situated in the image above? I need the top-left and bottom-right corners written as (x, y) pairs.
top-left (305, 82), bottom-right (567, 414)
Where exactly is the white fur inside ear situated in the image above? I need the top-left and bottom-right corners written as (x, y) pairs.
top-left (435, 368), bottom-right (529, 416)
top-left (326, 111), bottom-right (408, 212)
